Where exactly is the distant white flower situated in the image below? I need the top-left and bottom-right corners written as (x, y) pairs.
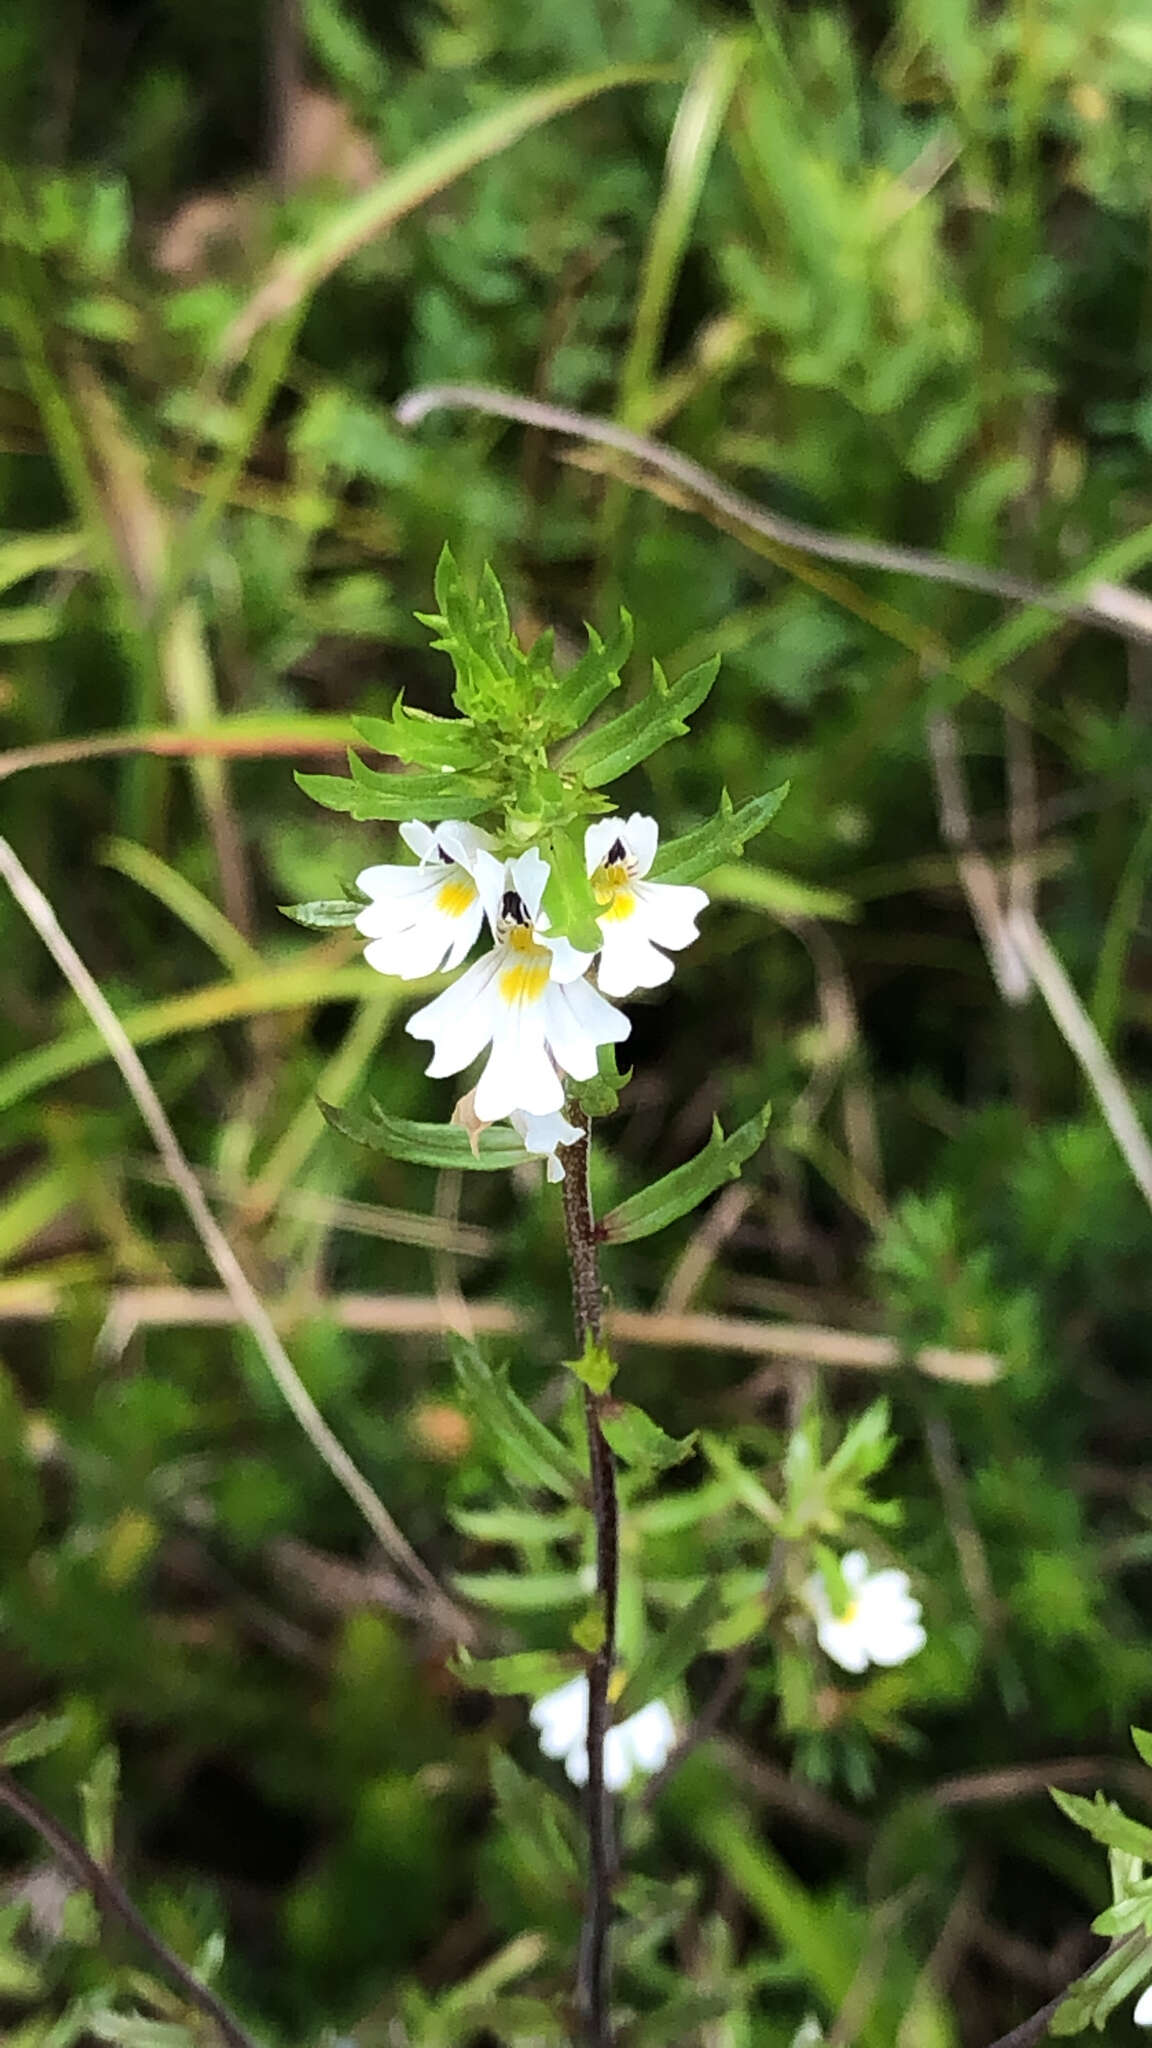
top-left (805, 1550), bottom-right (926, 1674)
top-left (355, 820), bottom-right (492, 979)
top-left (585, 813), bottom-right (708, 998)
top-left (509, 1107), bottom-right (580, 1183)
top-left (529, 1676), bottom-right (676, 1791)
top-left (1136, 1985), bottom-right (1152, 2027)
top-left (791, 2019), bottom-right (826, 2048)
top-left (407, 848), bottom-right (629, 1123)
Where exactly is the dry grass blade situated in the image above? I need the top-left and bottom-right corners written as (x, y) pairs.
top-left (0, 834), bottom-right (471, 1643)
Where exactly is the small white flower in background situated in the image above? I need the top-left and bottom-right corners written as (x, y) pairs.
top-left (585, 813), bottom-right (708, 998)
top-left (509, 1106), bottom-right (580, 1183)
top-left (1136, 1985), bottom-right (1152, 2027)
top-left (790, 2017), bottom-right (826, 2048)
top-left (407, 847), bottom-right (630, 1123)
top-left (529, 1676), bottom-right (676, 1791)
top-left (805, 1550), bottom-right (926, 1675)
top-left (356, 820), bottom-right (492, 979)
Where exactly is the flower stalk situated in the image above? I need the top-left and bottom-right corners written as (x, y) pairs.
top-left (561, 1101), bottom-right (619, 2048)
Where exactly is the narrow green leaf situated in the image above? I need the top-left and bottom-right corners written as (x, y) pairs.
top-left (615, 1584), bottom-right (720, 1721)
top-left (452, 1341), bottom-right (585, 1498)
top-left (453, 1571), bottom-right (585, 1611)
top-left (353, 701), bottom-right (484, 771)
top-left (450, 1503), bottom-right (583, 1543)
top-left (1132, 1727), bottom-right (1152, 1770)
top-left (545, 610), bottom-right (633, 739)
top-left (0, 1713), bottom-right (73, 1767)
top-left (80, 1748), bottom-right (119, 1866)
top-left (1049, 1935), bottom-right (1152, 2034)
top-left (1051, 1788), bottom-right (1152, 1862)
top-left (600, 1105), bottom-right (770, 1243)
top-left (561, 656), bottom-right (720, 786)
top-left (321, 1099), bottom-right (532, 1170)
top-left (279, 898), bottom-right (365, 930)
top-left (652, 784), bottom-right (790, 885)
top-left (601, 1402), bottom-right (697, 1472)
top-left (701, 1436), bottom-right (781, 1528)
top-left (452, 1650), bottom-right (576, 1696)
top-left (295, 759), bottom-right (490, 821)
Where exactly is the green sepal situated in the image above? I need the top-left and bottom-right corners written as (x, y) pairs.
top-left (599, 1104), bottom-right (770, 1244)
top-left (569, 1334), bottom-right (617, 1395)
top-left (544, 609), bottom-right (632, 740)
top-left (0, 1711), bottom-right (72, 1767)
top-left (573, 1044), bottom-right (630, 1118)
top-left (451, 1340), bottom-right (585, 1499)
top-left (614, 1584), bottom-right (720, 1722)
top-left (560, 656), bottom-right (720, 787)
top-left (321, 1099), bottom-right (533, 1170)
top-left (652, 783), bottom-right (790, 886)
top-left (295, 755), bottom-right (490, 821)
top-left (451, 1649), bottom-right (576, 1697)
top-left (279, 898), bottom-right (365, 930)
top-left (1051, 1788), bottom-right (1152, 1863)
top-left (601, 1402), bottom-right (697, 1472)
top-left (1049, 1934), bottom-right (1152, 2035)
top-left (353, 700), bottom-right (484, 772)
top-left (542, 826), bottom-right (602, 953)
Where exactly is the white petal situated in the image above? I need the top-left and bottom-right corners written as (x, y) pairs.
top-left (442, 893), bottom-right (487, 970)
top-left (509, 846), bottom-right (550, 921)
top-left (841, 1551), bottom-right (871, 1591)
top-left (435, 820), bottom-right (493, 871)
top-left (405, 953), bottom-right (501, 1075)
top-left (622, 1699), bottom-right (675, 1773)
top-left (471, 848), bottom-right (508, 933)
top-left (355, 864), bottom-right (437, 908)
top-left (543, 934), bottom-right (596, 984)
top-left (1134, 1985), bottom-right (1152, 2026)
top-left (815, 1615), bottom-right (871, 1674)
top-left (541, 977), bottom-right (630, 1082)
top-left (363, 924), bottom-right (456, 980)
top-left (596, 924), bottom-right (676, 998)
top-left (868, 1619), bottom-right (927, 1667)
top-left (546, 1152), bottom-right (565, 1183)
top-left (530, 1676), bottom-right (587, 1758)
top-left (585, 817), bottom-right (627, 875)
top-left (624, 812), bottom-right (659, 878)
top-left (565, 1742), bottom-right (591, 1787)
top-left (632, 877), bottom-right (708, 949)
top-left (475, 1010), bottom-right (564, 1121)
top-left (602, 1727), bottom-right (635, 1792)
top-left (513, 1108), bottom-right (580, 1157)
top-left (398, 820), bottom-right (437, 861)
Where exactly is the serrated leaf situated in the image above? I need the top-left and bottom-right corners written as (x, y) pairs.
top-left (652, 783), bottom-right (790, 885)
top-left (542, 826), bottom-right (602, 952)
top-left (561, 656), bottom-right (720, 786)
top-left (295, 759), bottom-right (489, 821)
top-left (452, 1341), bottom-right (585, 1498)
top-left (452, 1650), bottom-right (576, 1696)
top-left (599, 1105), bottom-right (770, 1244)
top-left (1052, 1789), bottom-right (1152, 1862)
top-left (0, 1712), bottom-right (72, 1766)
top-left (278, 899), bottom-right (365, 930)
top-left (614, 1584), bottom-right (719, 1721)
top-left (322, 1099), bottom-right (532, 1170)
top-left (601, 1403), bottom-right (697, 1472)
top-left (354, 701), bottom-right (484, 771)
top-left (545, 610), bottom-right (633, 739)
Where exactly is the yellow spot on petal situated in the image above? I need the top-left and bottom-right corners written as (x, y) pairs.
top-left (436, 874), bottom-right (476, 919)
top-left (592, 862), bottom-right (636, 921)
top-left (499, 932), bottom-right (551, 1005)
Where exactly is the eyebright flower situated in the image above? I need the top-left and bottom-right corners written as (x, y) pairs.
top-left (509, 1107), bottom-right (580, 1183)
top-left (805, 1550), bottom-right (926, 1674)
top-left (585, 813), bottom-right (708, 998)
top-left (355, 820), bottom-right (492, 979)
top-left (529, 1676), bottom-right (676, 1792)
top-left (406, 847), bottom-right (629, 1123)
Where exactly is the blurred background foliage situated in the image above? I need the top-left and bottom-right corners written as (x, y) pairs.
top-left (6, 0), bottom-right (1152, 2040)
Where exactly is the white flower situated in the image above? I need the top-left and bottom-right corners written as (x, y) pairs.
top-left (529, 1676), bottom-right (676, 1791)
top-left (791, 2019), bottom-right (826, 2048)
top-left (1135, 1985), bottom-right (1152, 2026)
top-left (406, 847), bottom-right (630, 1123)
top-left (585, 813), bottom-right (708, 998)
top-left (355, 820), bottom-right (492, 980)
top-left (805, 1550), bottom-right (926, 1674)
top-left (509, 1107), bottom-right (580, 1183)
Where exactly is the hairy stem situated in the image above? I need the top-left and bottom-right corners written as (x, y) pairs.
top-left (561, 1104), bottom-right (619, 2048)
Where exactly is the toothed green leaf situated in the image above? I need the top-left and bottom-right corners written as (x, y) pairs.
top-left (321, 1099), bottom-right (532, 1169)
top-left (652, 784), bottom-right (790, 885)
top-left (561, 656), bottom-right (720, 786)
top-left (599, 1105), bottom-right (770, 1243)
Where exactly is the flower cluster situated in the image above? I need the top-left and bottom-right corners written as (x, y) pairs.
top-left (529, 1675), bottom-right (676, 1792)
top-left (804, 1550), bottom-right (926, 1674)
top-left (355, 812), bottom-right (707, 1173)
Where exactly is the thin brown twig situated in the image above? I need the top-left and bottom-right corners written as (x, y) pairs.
top-left (0, 835), bottom-right (471, 1643)
top-left (0, 1768), bottom-right (262, 2048)
top-left (0, 1280), bottom-right (1002, 1384)
top-left (394, 384), bottom-right (1152, 636)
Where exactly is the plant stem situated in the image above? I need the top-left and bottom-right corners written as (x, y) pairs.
top-left (561, 1103), bottom-right (619, 2048)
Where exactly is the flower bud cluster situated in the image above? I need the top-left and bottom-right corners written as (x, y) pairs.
top-left (355, 810), bottom-right (708, 1176)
